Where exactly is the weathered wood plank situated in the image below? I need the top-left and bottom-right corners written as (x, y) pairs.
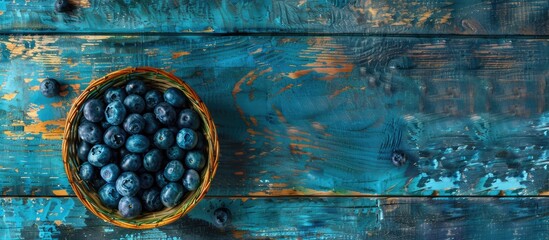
top-left (0, 0), bottom-right (547, 35)
top-left (0, 35), bottom-right (547, 197)
top-left (0, 197), bottom-right (547, 239)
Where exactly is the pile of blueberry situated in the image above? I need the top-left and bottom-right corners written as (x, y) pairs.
top-left (77, 79), bottom-right (206, 219)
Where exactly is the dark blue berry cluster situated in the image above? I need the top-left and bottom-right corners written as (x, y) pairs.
top-left (77, 80), bottom-right (205, 219)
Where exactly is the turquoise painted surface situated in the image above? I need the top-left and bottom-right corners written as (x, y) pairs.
top-left (0, 197), bottom-right (547, 239)
top-left (0, 0), bottom-right (547, 35)
top-left (0, 35), bottom-right (548, 197)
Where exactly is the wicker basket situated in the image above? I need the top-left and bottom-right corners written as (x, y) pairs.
top-left (62, 67), bottom-right (219, 229)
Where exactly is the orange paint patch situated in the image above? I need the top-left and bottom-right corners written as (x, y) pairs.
top-left (30, 86), bottom-right (40, 91)
top-left (312, 122), bottom-right (325, 131)
top-left (3, 130), bottom-right (25, 139)
top-left (234, 171), bottom-right (244, 176)
top-left (277, 83), bottom-right (294, 95)
top-left (172, 51), bottom-right (191, 59)
top-left (249, 117), bottom-right (258, 126)
top-left (440, 13), bottom-right (452, 24)
top-left (27, 104), bottom-right (44, 121)
top-left (247, 67), bottom-right (272, 86)
top-left (232, 230), bottom-right (247, 239)
top-left (18, 119), bottom-right (66, 140)
top-left (330, 86), bottom-right (351, 99)
top-left (417, 11), bottom-right (433, 26)
top-left (52, 189), bottom-right (69, 196)
top-left (269, 183), bottom-right (288, 188)
top-left (51, 101), bottom-right (64, 108)
top-left (286, 69), bottom-right (312, 79)
top-left (1, 92), bottom-right (17, 100)
top-left (54, 220), bottom-right (63, 226)
top-left (273, 107), bottom-right (287, 123)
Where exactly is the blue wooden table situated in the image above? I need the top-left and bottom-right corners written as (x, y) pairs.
top-left (0, 0), bottom-right (548, 239)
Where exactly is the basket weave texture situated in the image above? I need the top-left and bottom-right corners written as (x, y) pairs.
top-left (62, 67), bottom-right (219, 229)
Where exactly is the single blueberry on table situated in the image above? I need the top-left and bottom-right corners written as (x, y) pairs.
top-left (213, 208), bottom-right (231, 228)
top-left (83, 99), bottom-right (105, 123)
top-left (154, 102), bottom-right (176, 125)
top-left (123, 113), bottom-right (146, 135)
top-left (123, 94), bottom-right (146, 114)
top-left (103, 126), bottom-right (127, 149)
top-left (143, 112), bottom-right (161, 135)
top-left (118, 196), bottom-right (142, 219)
top-left (160, 182), bottom-right (185, 208)
top-left (164, 160), bottom-right (185, 182)
top-left (98, 183), bottom-right (122, 209)
top-left (176, 128), bottom-right (197, 150)
top-left (145, 90), bottom-right (163, 110)
top-left (166, 145), bottom-right (185, 160)
top-left (120, 153), bottom-right (142, 172)
top-left (104, 87), bottom-right (127, 104)
top-left (154, 128), bottom-right (175, 150)
top-left (182, 169), bottom-right (200, 191)
top-left (87, 144), bottom-right (112, 167)
top-left (391, 151), bottom-right (406, 167)
top-left (125, 79), bottom-right (147, 96)
top-left (78, 121), bottom-right (103, 144)
top-left (104, 100), bottom-right (127, 126)
top-left (185, 150), bottom-right (205, 171)
top-left (177, 108), bottom-right (200, 130)
top-left (125, 134), bottom-right (150, 153)
top-left (78, 162), bottom-right (95, 181)
top-left (40, 78), bottom-right (60, 98)
top-left (77, 141), bottom-right (92, 161)
top-left (143, 148), bottom-right (164, 172)
top-left (155, 170), bottom-right (169, 188)
top-left (164, 87), bottom-right (188, 108)
top-left (141, 187), bottom-right (163, 212)
top-left (116, 172), bottom-right (141, 197)
top-left (139, 173), bottom-right (154, 189)
top-left (100, 163), bottom-right (120, 183)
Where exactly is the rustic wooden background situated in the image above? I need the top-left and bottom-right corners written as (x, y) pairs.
top-left (0, 0), bottom-right (548, 239)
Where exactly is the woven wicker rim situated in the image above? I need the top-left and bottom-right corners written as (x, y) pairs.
top-left (62, 67), bottom-right (219, 229)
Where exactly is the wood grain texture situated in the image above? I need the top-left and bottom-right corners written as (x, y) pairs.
top-left (0, 35), bottom-right (548, 197)
top-left (0, 197), bottom-right (547, 239)
top-left (0, 0), bottom-right (547, 35)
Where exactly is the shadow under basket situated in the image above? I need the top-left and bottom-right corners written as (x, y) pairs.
top-left (62, 67), bottom-right (219, 229)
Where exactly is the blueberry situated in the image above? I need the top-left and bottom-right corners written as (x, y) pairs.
top-left (213, 208), bottom-right (231, 228)
top-left (125, 80), bottom-right (147, 96)
top-left (54, 0), bottom-right (75, 12)
top-left (78, 162), bottom-right (95, 181)
top-left (139, 173), bottom-right (154, 189)
top-left (177, 109), bottom-right (200, 130)
top-left (164, 160), bottom-right (185, 182)
top-left (154, 102), bottom-right (176, 125)
top-left (116, 172), bottom-right (141, 197)
top-left (160, 182), bottom-right (185, 208)
top-left (164, 87), bottom-right (188, 108)
top-left (88, 144), bottom-right (112, 167)
top-left (77, 141), bottom-right (92, 161)
top-left (185, 150), bottom-right (205, 171)
top-left (120, 153), bottom-right (142, 172)
top-left (391, 151), bottom-right (407, 166)
top-left (166, 145), bottom-right (185, 160)
top-left (176, 128), bottom-right (197, 150)
top-left (40, 78), bottom-right (60, 98)
top-left (100, 163), bottom-right (120, 183)
top-left (104, 87), bottom-right (127, 104)
top-left (125, 134), bottom-right (150, 153)
top-left (118, 196), bottom-right (142, 219)
top-left (78, 121), bottom-right (103, 144)
top-left (105, 100), bottom-right (127, 126)
top-left (141, 187), bottom-right (163, 212)
top-left (143, 112), bottom-right (161, 135)
top-left (156, 170), bottom-right (169, 188)
top-left (182, 169), bottom-right (200, 191)
top-left (153, 128), bottom-right (175, 150)
top-left (145, 90), bottom-right (163, 110)
top-left (83, 99), bottom-right (105, 123)
top-left (98, 183), bottom-right (122, 209)
top-left (123, 113), bottom-right (146, 134)
top-left (123, 94), bottom-right (146, 114)
top-left (103, 126), bottom-right (127, 149)
top-left (143, 148), bottom-right (164, 172)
